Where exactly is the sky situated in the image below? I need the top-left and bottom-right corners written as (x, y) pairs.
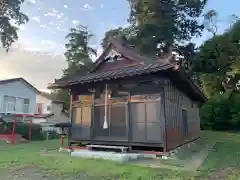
top-left (0, 0), bottom-right (239, 91)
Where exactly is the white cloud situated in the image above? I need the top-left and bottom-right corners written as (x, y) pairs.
top-left (63, 16), bottom-right (69, 21)
top-left (63, 4), bottom-right (72, 10)
top-left (32, 16), bottom-right (40, 22)
top-left (56, 27), bottom-right (68, 32)
top-left (16, 37), bottom-right (64, 55)
top-left (26, 0), bottom-right (36, 4)
top-left (57, 13), bottom-right (65, 19)
top-left (72, 20), bottom-right (80, 25)
top-left (44, 8), bottom-right (64, 19)
top-left (52, 8), bottom-right (58, 13)
top-left (39, 24), bottom-right (47, 28)
top-left (41, 40), bottom-right (57, 48)
top-left (40, 40), bottom-right (65, 54)
top-left (81, 4), bottom-right (93, 11)
top-left (49, 21), bottom-right (55, 25)
top-left (0, 48), bottom-right (67, 89)
top-left (84, 4), bottom-right (91, 9)
top-left (24, 47), bottom-right (41, 52)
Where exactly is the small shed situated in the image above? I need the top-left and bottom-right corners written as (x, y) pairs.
top-left (49, 39), bottom-right (206, 152)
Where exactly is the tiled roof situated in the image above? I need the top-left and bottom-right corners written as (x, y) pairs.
top-left (38, 91), bottom-right (66, 104)
top-left (38, 91), bottom-right (54, 99)
top-left (52, 62), bottom-right (176, 87)
top-left (91, 37), bottom-right (170, 72)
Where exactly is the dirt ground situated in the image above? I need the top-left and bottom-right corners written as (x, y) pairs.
top-left (205, 168), bottom-right (234, 180)
top-left (0, 167), bottom-right (90, 180)
top-left (0, 166), bottom-right (235, 180)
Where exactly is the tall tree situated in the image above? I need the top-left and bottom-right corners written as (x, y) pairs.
top-left (194, 20), bottom-right (240, 97)
top-left (101, 25), bottom-right (138, 49)
top-left (127, 0), bottom-right (207, 55)
top-left (228, 14), bottom-right (239, 29)
top-left (0, 0), bottom-right (29, 51)
top-left (101, 27), bottom-right (125, 49)
top-left (203, 9), bottom-right (218, 36)
top-left (52, 25), bottom-right (97, 108)
top-left (64, 25), bottom-right (97, 73)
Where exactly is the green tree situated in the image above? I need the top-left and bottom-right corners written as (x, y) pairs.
top-left (195, 20), bottom-right (240, 97)
top-left (200, 91), bottom-right (240, 131)
top-left (127, 0), bottom-right (207, 55)
top-left (101, 27), bottom-right (125, 49)
top-left (203, 9), bottom-right (218, 36)
top-left (101, 25), bottom-right (138, 49)
top-left (52, 25), bottom-right (97, 108)
top-left (64, 25), bottom-right (96, 69)
top-left (0, 0), bottom-right (29, 51)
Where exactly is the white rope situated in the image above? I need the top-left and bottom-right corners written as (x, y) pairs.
top-left (103, 84), bottom-right (108, 129)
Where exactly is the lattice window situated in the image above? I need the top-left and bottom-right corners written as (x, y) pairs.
top-left (2, 96), bottom-right (16, 112)
top-left (23, 99), bottom-right (30, 113)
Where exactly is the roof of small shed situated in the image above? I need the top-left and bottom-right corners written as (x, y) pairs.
top-left (48, 38), bottom-right (207, 102)
top-left (52, 62), bottom-right (176, 87)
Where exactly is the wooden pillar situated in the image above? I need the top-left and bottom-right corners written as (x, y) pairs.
top-left (69, 90), bottom-right (73, 123)
top-left (60, 135), bottom-right (64, 147)
top-left (68, 90), bottom-right (73, 148)
top-left (11, 119), bottom-right (16, 144)
top-left (28, 120), bottom-right (32, 141)
top-left (126, 92), bottom-right (131, 143)
top-left (162, 88), bottom-right (168, 152)
top-left (89, 88), bottom-right (96, 140)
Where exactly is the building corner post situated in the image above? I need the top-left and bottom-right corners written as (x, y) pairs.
top-left (162, 87), bottom-right (168, 152)
top-left (68, 90), bottom-right (73, 147)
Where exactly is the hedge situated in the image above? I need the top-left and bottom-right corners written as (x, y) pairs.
top-left (200, 91), bottom-right (240, 131)
top-left (14, 123), bottom-right (45, 141)
top-left (14, 123), bottom-right (60, 141)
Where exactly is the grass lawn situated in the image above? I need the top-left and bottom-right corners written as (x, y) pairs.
top-left (199, 131), bottom-right (240, 179)
top-left (0, 131), bottom-right (240, 179)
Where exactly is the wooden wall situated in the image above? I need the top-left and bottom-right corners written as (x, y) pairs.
top-left (69, 76), bottom-right (201, 150)
top-left (129, 100), bottom-right (165, 143)
top-left (164, 79), bottom-right (200, 150)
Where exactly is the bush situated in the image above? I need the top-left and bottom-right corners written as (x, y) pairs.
top-left (200, 91), bottom-right (240, 131)
top-left (42, 130), bottom-right (60, 140)
top-left (14, 123), bottom-right (45, 141)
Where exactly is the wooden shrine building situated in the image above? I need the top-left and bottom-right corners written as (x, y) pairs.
top-left (49, 38), bottom-right (206, 152)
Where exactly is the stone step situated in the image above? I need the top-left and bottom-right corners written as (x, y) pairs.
top-left (71, 150), bottom-right (140, 162)
top-left (86, 144), bottom-right (128, 153)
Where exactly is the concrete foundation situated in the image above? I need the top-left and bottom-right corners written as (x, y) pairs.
top-left (71, 150), bottom-right (141, 163)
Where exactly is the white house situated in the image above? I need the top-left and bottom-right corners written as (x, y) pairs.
top-left (36, 91), bottom-right (53, 115)
top-left (0, 78), bottom-right (37, 115)
top-left (34, 91), bottom-right (70, 133)
top-left (0, 78), bottom-right (69, 134)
